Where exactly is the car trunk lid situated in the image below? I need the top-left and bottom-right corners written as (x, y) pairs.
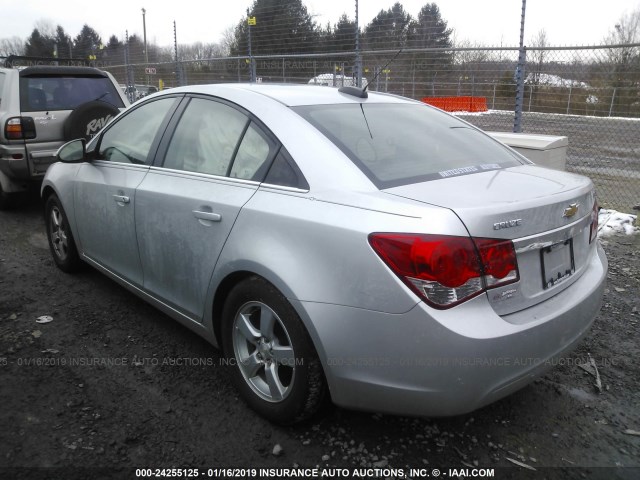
top-left (384, 165), bottom-right (597, 317)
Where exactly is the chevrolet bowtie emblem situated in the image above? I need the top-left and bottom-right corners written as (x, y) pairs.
top-left (563, 203), bottom-right (579, 218)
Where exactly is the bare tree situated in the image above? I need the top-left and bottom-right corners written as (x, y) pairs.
top-left (450, 40), bottom-right (490, 96)
top-left (601, 6), bottom-right (640, 115)
top-left (180, 42), bottom-right (226, 61)
top-left (528, 29), bottom-right (548, 85)
top-left (603, 6), bottom-right (639, 69)
top-left (524, 29), bottom-right (551, 109)
top-left (604, 7), bottom-right (640, 45)
top-left (219, 25), bottom-right (236, 57)
top-left (0, 37), bottom-right (25, 56)
top-left (34, 20), bottom-right (56, 39)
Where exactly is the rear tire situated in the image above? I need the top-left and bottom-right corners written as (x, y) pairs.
top-left (221, 276), bottom-right (326, 424)
top-left (45, 194), bottom-right (82, 272)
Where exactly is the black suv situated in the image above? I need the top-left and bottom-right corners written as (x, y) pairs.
top-left (0, 56), bottom-right (129, 208)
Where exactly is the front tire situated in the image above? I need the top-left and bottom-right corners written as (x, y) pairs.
top-left (45, 194), bottom-right (82, 272)
top-left (222, 276), bottom-right (326, 424)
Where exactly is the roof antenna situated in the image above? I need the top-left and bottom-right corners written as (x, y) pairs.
top-left (338, 48), bottom-right (403, 99)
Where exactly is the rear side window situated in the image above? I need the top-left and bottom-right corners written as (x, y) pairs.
top-left (163, 98), bottom-right (249, 176)
top-left (264, 148), bottom-right (309, 190)
top-left (230, 122), bottom-right (277, 181)
top-left (293, 103), bottom-right (524, 189)
top-left (20, 76), bottom-right (125, 112)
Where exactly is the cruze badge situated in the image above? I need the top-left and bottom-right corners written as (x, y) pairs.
top-left (493, 219), bottom-right (522, 230)
top-left (563, 203), bottom-right (579, 218)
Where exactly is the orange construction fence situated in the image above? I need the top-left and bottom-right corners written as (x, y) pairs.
top-left (421, 96), bottom-right (488, 113)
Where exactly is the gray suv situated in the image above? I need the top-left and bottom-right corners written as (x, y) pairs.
top-left (0, 56), bottom-right (129, 208)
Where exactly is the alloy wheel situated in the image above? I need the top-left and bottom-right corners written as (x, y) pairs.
top-left (50, 206), bottom-right (69, 261)
top-left (232, 301), bottom-right (296, 402)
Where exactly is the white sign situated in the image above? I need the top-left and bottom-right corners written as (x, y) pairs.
top-left (145, 67), bottom-right (157, 75)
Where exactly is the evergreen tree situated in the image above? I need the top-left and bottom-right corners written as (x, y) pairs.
top-left (230, 0), bottom-right (319, 56)
top-left (73, 25), bottom-right (102, 60)
top-left (53, 25), bottom-right (72, 58)
top-left (126, 34), bottom-right (146, 63)
top-left (105, 34), bottom-right (123, 60)
top-left (25, 28), bottom-right (55, 57)
top-left (407, 3), bottom-right (452, 49)
top-left (331, 14), bottom-right (357, 52)
top-left (407, 2), bottom-right (454, 97)
top-left (364, 2), bottom-right (411, 51)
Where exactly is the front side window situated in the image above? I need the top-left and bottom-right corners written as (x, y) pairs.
top-left (20, 76), bottom-right (125, 112)
top-left (96, 97), bottom-right (176, 165)
top-left (163, 98), bottom-right (249, 176)
top-left (293, 103), bottom-right (525, 188)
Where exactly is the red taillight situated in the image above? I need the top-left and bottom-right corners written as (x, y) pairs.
top-left (5, 118), bottom-right (23, 139)
top-left (4, 117), bottom-right (36, 140)
top-left (474, 238), bottom-right (519, 287)
top-left (589, 201), bottom-right (599, 243)
top-left (369, 233), bottom-right (519, 309)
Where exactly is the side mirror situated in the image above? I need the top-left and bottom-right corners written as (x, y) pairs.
top-left (56, 138), bottom-right (86, 163)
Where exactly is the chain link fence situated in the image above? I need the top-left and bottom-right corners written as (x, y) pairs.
top-left (103, 45), bottom-right (639, 211)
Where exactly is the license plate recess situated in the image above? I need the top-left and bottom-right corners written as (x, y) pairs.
top-left (540, 239), bottom-right (575, 289)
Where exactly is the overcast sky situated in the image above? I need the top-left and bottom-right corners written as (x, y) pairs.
top-left (2, 0), bottom-right (638, 48)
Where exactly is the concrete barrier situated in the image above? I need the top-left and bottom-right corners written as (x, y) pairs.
top-left (421, 96), bottom-right (488, 112)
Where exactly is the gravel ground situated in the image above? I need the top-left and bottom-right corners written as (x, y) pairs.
top-left (1, 194), bottom-right (639, 480)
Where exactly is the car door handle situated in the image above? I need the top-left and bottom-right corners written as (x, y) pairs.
top-left (193, 210), bottom-right (222, 222)
top-left (112, 194), bottom-right (130, 204)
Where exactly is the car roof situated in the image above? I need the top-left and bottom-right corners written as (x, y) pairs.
top-left (4, 66), bottom-right (109, 78)
top-left (163, 83), bottom-right (419, 107)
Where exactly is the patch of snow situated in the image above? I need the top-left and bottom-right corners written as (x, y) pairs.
top-left (598, 209), bottom-right (639, 237)
top-left (450, 110), bottom-right (488, 116)
top-left (525, 73), bottom-right (590, 89)
top-left (454, 109), bottom-right (640, 122)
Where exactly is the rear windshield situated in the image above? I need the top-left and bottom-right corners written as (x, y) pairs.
top-left (20, 76), bottom-right (124, 112)
top-left (292, 103), bottom-right (525, 188)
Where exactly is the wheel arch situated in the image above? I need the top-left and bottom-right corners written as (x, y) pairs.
top-left (40, 163), bottom-right (83, 251)
top-left (213, 271), bottom-right (329, 422)
top-left (208, 267), bottom-right (329, 384)
top-left (210, 270), bottom-right (256, 348)
top-left (41, 184), bottom-right (56, 203)
top-left (41, 183), bottom-right (73, 232)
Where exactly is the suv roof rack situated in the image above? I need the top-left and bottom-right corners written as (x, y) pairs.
top-left (3, 55), bottom-right (100, 69)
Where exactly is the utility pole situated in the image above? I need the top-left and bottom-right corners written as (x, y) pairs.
top-left (125, 30), bottom-right (135, 102)
top-left (355, 0), bottom-right (362, 87)
top-left (142, 8), bottom-right (149, 86)
top-left (174, 21), bottom-right (181, 87)
top-left (247, 12), bottom-right (257, 82)
top-left (513, 0), bottom-right (527, 133)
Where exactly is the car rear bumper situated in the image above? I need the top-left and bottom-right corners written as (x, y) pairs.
top-left (0, 143), bottom-right (61, 181)
top-left (295, 243), bottom-right (607, 417)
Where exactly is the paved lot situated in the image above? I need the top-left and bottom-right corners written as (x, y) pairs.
top-left (457, 110), bottom-right (640, 212)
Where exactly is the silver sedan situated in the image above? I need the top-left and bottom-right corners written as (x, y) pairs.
top-left (42, 84), bottom-right (607, 424)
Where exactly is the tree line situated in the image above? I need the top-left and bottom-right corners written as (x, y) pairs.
top-left (1, 1), bottom-right (452, 64)
top-left (1, 0), bottom-right (637, 114)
